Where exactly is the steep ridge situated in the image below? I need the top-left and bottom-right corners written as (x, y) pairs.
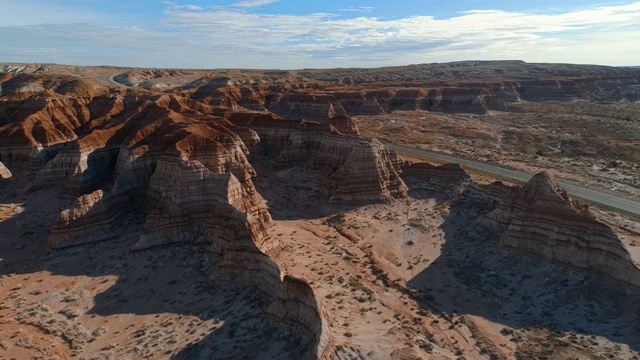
top-left (266, 93), bottom-right (348, 121)
top-left (500, 173), bottom-right (640, 288)
top-left (333, 91), bottom-right (385, 115)
top-left (179, 76), bottom-right (640, 120)
top-left (0, 77), bottom-right (336, 357)
top-left (42, 106), bottom-right (333, 358)
top-left (164, 62), bottom-right (640, 118)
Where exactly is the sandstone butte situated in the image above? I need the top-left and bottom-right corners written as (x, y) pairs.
top-left (0, 61), bottom-right (639, 359)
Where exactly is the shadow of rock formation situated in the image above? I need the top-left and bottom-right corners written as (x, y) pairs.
top-left (405, 170), bottom-right (640, 357)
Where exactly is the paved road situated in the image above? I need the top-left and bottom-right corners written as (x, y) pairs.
top-left (97, 73), bottom-right (125, 87)
top-left (386, 143), bottom-right (640, 217)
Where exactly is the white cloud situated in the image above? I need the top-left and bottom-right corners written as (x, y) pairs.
top-left (0, 0), bottom-right (108, 26)
top-left (162, 2), bottom-right (206, 12)
top-left (233, 0), bottom-right (281, 8)
top-left (337, 7), bottom-right (375, 13)
top-left (157, 1), bottom-right (640, 67)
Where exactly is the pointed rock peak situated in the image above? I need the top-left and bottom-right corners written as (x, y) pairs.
top-left (0, 161), bottom-right (12, 179)
top-left (439, 162), bottom-right (468, 173)
top-left (527, 171), bottom-right (555, 186)
top-left (522, 171), bottom-right (569, 204)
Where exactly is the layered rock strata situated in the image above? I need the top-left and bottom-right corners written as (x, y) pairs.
top-left (228, 112), bottom-right (408, 204)
top-left (458, 172), bottom-right (640, 289)
top-left (40, 109), bottom-right (334, 357)
top-left (48, 189), bottom-right (124, 247)
top-left (3, 63), bottom-right (640, 356)
top-left (402, 162), bottom-right (472, 199)
top-left (267, 93), bottom-right (348, 121)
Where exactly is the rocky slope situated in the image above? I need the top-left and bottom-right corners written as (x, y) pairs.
top-left (398, 160), bottom-right (640, 291)
top-left (445, 171), bottom-right (640, 290)
top-left (227, 112), bottom-right (406, 204)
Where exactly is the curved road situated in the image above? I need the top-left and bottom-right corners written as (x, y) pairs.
top-left (386, 143), bottom-right (640, 217)
top-left (97, 72), bottom-right (125, 88)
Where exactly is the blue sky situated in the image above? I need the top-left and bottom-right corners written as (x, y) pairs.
top-left (1, 1), bottom-right (639, 69)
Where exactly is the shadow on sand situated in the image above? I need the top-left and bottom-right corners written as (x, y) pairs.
top-left (404, 189), bottom-right (640, 356)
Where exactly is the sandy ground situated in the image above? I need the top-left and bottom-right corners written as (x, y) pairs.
top-left (269, 202), bottom-right (640, 359)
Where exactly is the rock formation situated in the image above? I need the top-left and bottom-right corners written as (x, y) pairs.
top-left (402, 162), bottom-right (472, 199)
top-left (267, 93), bottom-right (348, 121)
top-left (48, 189), bottom-right (123, 248)
top-left (500, 173), bottom-right (640, 288)
top-left (0, 71), bottom-right (419, 357)
top-left (457, 172), bottom-right (640, 290)
top-left (37, 102), bottom-right (335, 356)
top-left (228, 112), bottom-right (407, 204)
top-left (333, 91), bottom-right (384, 115)
top-left (400, 161), bottom-right (640, 290)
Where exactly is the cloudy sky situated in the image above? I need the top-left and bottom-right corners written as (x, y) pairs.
top-left (1, 1), bottom-right (639, 69)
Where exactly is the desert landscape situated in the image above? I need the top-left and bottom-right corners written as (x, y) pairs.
top-left (1, 61), bottom-right (640, 360)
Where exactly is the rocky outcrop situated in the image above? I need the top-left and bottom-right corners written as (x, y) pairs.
top-left (267, 93), bottom-right (348, 121)
top-left (402, 162), bottom-right (472, 199)
top-left (35, 129), bottom-right (120, 194)
top-left (228, 112), bottom-right (407, 205)
top-left (517, 77), bottom-right (640, 102)
top-left (459, 172), bottom-right (640, 289)
top-left (40, 102), bottom-right (334, 357)
top-left (134, 154), bottom-right (272, 253)
top-left (334, 91), bottom-right (384, 115)
top-left (265, 275), bottom-right (335, 360)
top-left (48, 189), bottom-right (125, 248)
top-left (320, 138), bottom-right (408, 204)
top-left (327, 114), bottom-right (360, 136)
top-left (375, 87), bottom-right (501, 114)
